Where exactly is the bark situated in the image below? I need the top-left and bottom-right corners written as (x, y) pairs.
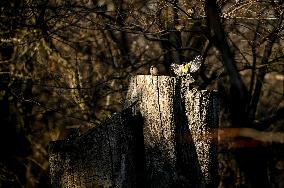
top-left (49, 75), bottom-right (219, 187)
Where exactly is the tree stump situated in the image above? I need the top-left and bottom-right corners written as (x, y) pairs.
top-left (49, 109), bottom-right (145, 187)
top-left (49, 75), bottom-right (219, 187)
top-left (125, 75), bottom-right (219, 187)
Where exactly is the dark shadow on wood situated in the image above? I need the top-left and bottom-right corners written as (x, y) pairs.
top-left (174, 78), bottom-right (204, 187)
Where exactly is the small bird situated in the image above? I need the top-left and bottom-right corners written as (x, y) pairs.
top-left (150, 65), bottom-right (159, 76)
top-left (170, 55), bottom-right (202, 83)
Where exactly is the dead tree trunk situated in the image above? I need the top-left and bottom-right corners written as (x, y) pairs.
top-left (49, 75), bottom-right (219, 187)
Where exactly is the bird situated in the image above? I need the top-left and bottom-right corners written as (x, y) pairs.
top-left (150, 65), bottom-right (159, 76)
top-left (170, 55), bottom-right (203, 83)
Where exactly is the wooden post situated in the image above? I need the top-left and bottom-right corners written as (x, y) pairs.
top-left (125, 75), bottom-right (177, 187)
top-left (176, 87), bottom-right (219, 187)
top-left (49, 75), bottom-right (219, 187)
top-left (49, 109), bottom-right (145, 187)
top-left (125, 75), bottom-right (219, 187)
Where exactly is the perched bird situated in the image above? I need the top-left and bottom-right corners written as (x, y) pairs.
top-left (150, 65), bottom-right (159, 76)
top-left (170, 55), bottom-right (202, 83)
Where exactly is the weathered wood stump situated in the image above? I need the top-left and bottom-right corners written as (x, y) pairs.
top-left (49, 75), bottom-right (219, 187)
top-left (49, 109), bottom-right (145, 187)
top-left (125, 75), bottom-right (219, 187)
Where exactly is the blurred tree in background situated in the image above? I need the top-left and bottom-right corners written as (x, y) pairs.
top-left (0, 0), bottom-right (284, 187)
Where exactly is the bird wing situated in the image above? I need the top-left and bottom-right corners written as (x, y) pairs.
top-left (171, 63), bottom-right (182, 76)
top-left (188, 55), bottom-right (202, 73)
